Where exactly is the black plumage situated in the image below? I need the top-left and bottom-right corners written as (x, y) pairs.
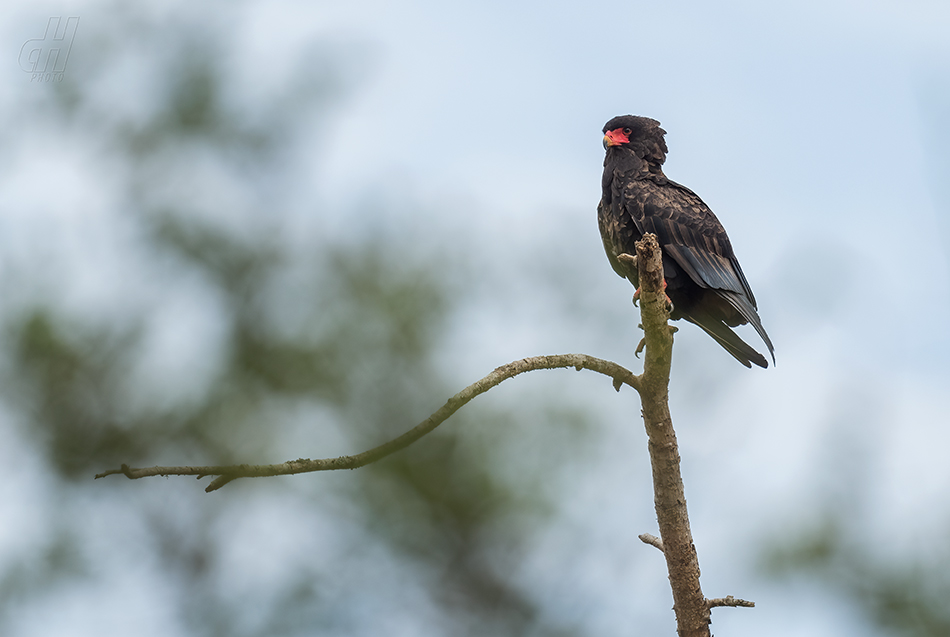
top-left (598, 115), bottom-right (774, 368)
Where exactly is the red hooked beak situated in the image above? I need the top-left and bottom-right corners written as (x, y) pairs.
top-left (603, 128), bottom-right (630, 149)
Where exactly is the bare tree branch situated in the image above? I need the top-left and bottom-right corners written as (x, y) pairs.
top-left (95, 354), bottom-right (640, 492)
top-left (634, 233), bottom-right (710, 636)
top-left (707, 596), bottom-right (755, 609)
top-left (95, 232), bottom-right (756, 633)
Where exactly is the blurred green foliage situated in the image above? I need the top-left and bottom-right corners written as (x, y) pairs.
top-left (0, 7), bottom-right (592, 636)
top-left (763, 515), bottom-right (950, 637)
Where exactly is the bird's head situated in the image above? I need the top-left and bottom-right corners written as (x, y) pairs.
top-left (602, 115), bottom-right (668, 166)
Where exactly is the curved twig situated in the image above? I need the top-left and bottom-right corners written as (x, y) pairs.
top-left (95, 354), bottom-right (640, 492)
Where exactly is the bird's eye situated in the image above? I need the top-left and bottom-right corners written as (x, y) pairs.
top-left (622, 128), bottom-right (632, 136)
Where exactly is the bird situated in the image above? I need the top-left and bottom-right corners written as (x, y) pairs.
top-left (598, 115), bottom-right (774, 368)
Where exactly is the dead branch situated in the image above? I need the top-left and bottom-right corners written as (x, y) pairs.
top-left (95, 354), bottom-right (640, 493)
top-left (634, 233), bottom-right (709, 636)
top-left (638, 533), bottom-right (665, 553)
top-left (95, 233), bottom-right (756, 633)
top-left (707, 596), bottom-right (755, 609)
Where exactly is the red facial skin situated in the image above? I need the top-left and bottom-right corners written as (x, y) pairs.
top-left (603, 127), bottom-right (631, 147)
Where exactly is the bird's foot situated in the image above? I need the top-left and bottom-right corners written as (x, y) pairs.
top-left (632, 280), bottom-right (673, 312)
top-left (660, 279), bottom-right (673, 313)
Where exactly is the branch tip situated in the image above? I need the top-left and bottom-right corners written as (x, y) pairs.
top-left (638, 533), bottom-right (665, 553)
top-left (206, 475), bottom-right (238, 492)
top-left (707, 595), bottom-right (755, 609)
top-left (617, 252), bottom-right (637, 268)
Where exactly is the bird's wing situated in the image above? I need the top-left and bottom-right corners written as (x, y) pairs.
top-left (597, 175), bottom-right (644, 281)
top-left (622, 176), bottom-right (757, 305)
top-left (621, 176), bottom-right (775, 365)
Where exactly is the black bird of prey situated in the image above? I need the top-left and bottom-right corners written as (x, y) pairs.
top-left (598, 115), bottom-right (774, 368)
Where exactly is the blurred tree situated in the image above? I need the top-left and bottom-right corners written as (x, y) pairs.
top-left (763, 514), bottom-right (950, 637)
top-left (0, 5), bottom-right (597, 636)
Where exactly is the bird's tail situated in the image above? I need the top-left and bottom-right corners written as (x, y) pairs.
top-left (717, 290), bottom-right (775, 366)
top-left (685, 311), bottom-right (770, 369)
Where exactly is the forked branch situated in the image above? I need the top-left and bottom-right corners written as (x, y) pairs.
top-left (95, 233), bottom-right (754, 634)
